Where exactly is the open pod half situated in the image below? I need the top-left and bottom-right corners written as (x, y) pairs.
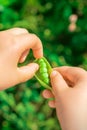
top-left (34, 57), bottom-right (52, 90)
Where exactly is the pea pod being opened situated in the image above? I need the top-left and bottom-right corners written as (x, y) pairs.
top-left (34, 57), bottom-right (52, 90)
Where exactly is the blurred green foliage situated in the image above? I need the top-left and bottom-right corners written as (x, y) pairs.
top-left (0, 0), bottom-right (87, 129)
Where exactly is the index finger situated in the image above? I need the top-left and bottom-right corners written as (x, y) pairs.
top-left (15, 33), bottom-right (43, 58)
top-left (54, 66), bottom-right (87, 84)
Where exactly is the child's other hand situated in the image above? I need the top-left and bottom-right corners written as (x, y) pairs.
top-left (43, 66), bottom-right (87, 130)
top-left (0, 28), bottom-right (43, 90)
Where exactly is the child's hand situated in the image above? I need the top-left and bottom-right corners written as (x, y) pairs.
top-left (43, 66), bottom-right (87, 130)
top-left (0, 28), bottom-right (43, 90)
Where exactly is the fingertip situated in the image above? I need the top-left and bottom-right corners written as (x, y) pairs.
top-left (50, 70), bottom-right (68, 94)
top-left (50, 70), bottom-right (58, 78)
top-left (42, 89), bottom-right (54, 99)
top-left (18, 63), bottom-right (39, 83)
top-left (32, 63), bottom-right (39, 71)
top-left (33, 47), bottom-right (43, 59)
top-left (48, 100), bottom-right (56, 108)
top-left (42, 89), bottom-right (48, 98)
top-left (27, 63), bottom-right (39, 72)
top-left (50, 70), bottom-right (62, 83)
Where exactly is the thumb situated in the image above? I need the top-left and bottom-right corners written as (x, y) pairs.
top-left (18, 63), bottom-right (39, 83)
top-left (50, 70), bottom-right (68, 96)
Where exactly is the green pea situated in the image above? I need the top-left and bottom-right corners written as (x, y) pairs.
top-left (34, 57), bottom-right (52, 90)
top-left (40, 63), bottom-right (46, 68)
top-left (41, 72), bottom-right (48, 79)
top-left (38, 59), bottom-right (44, 64)
top-left (40, 67), bottom-right (47, 73)
top-left (43, 78), bottom-right (49, 84)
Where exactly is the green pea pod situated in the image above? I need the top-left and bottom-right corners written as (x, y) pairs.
top-left (34, 57), bottom-right (52, 90)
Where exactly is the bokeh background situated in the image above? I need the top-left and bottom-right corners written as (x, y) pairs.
top-left (0, 0), bottom-right (87, 130)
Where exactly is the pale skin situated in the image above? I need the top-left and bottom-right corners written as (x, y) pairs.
top-left (1, 28), bottom-right (87, 130)
top-left (43, 67), bottom-right (87, 130)
top-left (0, 28), bottom-right (43, 90)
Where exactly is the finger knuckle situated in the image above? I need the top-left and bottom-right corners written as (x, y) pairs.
top-left (12, 27), bottom-right (28, 33)
top-left (32, 34), bottom-right (41, 44)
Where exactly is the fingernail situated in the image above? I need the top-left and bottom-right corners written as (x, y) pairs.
top-left (51, 71), bottom-right (58, 77)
